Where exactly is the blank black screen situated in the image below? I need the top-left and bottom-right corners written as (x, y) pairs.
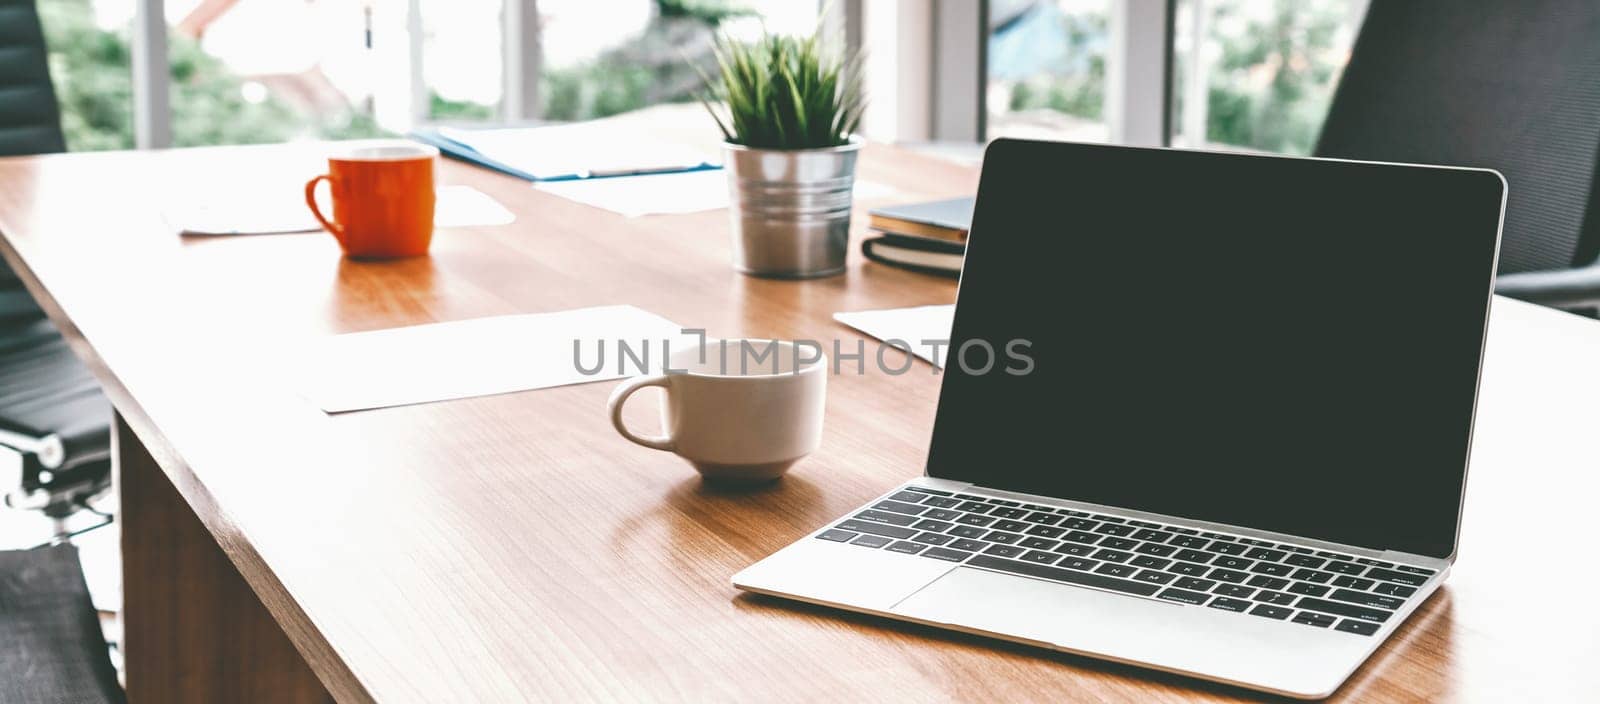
top-left (926, 140), bottom-right (1504, 559)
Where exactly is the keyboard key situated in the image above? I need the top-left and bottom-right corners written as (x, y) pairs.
top-left (1213, 584), bottom-right (1254, 598)
top-left (1059, 557), bottom-right (1098, 571)
top-left (1288, 582), bottom-right (1330, 597)
top-left (1062, 518), bottom-right (1099, 531)
top-left (1157, 587), bottom-right (1209, 605)
top-left (991, 507), bottom-right (1030, 519)
top-left (987, 499), bottom-right (1021, 507)
top-left (1131, 529), bottom-right (1173, 542)
top-left (1166, 562), bottom-right (1209, 576)
top-left (1173, 549), bottom-right (1213, 563)
top-left (956, 501), bottom-right (992, 513)
top-left (1250, 604), bottom-right (1293, 620)
top-left (855, 510), bottom-right (918, 527)
top-left (1020, 537), bottom-right (1060, 550)
top-left (922, 547), bottom-right (974, 562)
top-left (873, 500), bottom-right (928, 516)
top-left (1127, 519), bottom-right (1163, 529)
top-left (954, 493), bottom-right (985, 500)
top-left (1024, 512), bottom-right (1063, 525)
top-left (992, 520), bottom-right (1029, 533)
top-left (913, 519), bottom-right (954, 532)
top-left (1315, 550), bottom-right (1356, 561)
top-left (1092, 549), bottom-right (1133, 562)
top-left (1213, 556), bottom-right (1253, 570)
top-left (985, 531), bottom-right (1024, 545)
top-left (1295, 597), bottom-right (1391, 623)
top-left (949, 539), bottom-right (987, 552)
top-left (1327, 561), bottom-right (1365, 575)
top-left (920, 497), bottom-right (962, 509)
top-left (1209, 568), bottom-right (1249, 583)
top-left (983, 544), bottom-right (1025, 558)
top-left (1134, 569), bottom-right (1176, 585)
top-left (1284, 555), bottom-right (1326, 568)
top-left (1207, 542), bottom-right (1249, 556)
top-left (1292, 612), bottom-right (1336, 628)
top-left (1167, 527), bottom-right (1199, 535)
top-left (1024, 525), bottom-right (1066, 538)
top-left (1365, 568), bottom-right (1428, 586)
top-left (1174, 577), bottom-right (1217, 591)
top-left (1335, 619), bottom-right (1380, 636)
top-left (836, 520), bottom-right (917, 540)
top-left (1355, 558), bottom-right (1394, 568)
top-left (1092, 514), bottom-right (1126, 523)
top-left (903, 486), bottom-right (953, 496)
top-left (913, 532), bottom-right (954, 546)
top-left (1134, 543), bottom-right (1176, 557)
top-left (1022, 550), bottom-right (1062, 565)
top-left (966, 555), bottom-right (1160, 596)
top-left (1238, 539), bottom-right (1275, 547)
top-left (1374, 583), bottom-right (1416, 598)
top-left (1331, 576), bottom-right (1375, 590)
top-left (1247, 576), bottom-right (1289, 590)
top-left (1200, 532), bottom-right (1235, 541)
top-left (1209, 597), bottom-right (1252, 612)
top-left (1062, 531), bottom-right (1100, 544)
top-left (956, 514), bottom-right (996, 527)
top-left (948, 525), bottom-right (988, 539)
top-left (817, 529), bottom-right (856, 542)
top-left (1094, 563), bottom-right (1138, 578)
top-left (1094, 523), bottom-right (1136, 537)
top-left (1396, 565), bottom-right (1437, 576)
top-left (1130, 556), bottom-right (1171, 569)
top-left (1244, 548), bottom-right (1287, 562)
top-left (1053, 543), bottom-right (1096, 556)
top-left (1293, 568), bottom-right (1334, 584)
top-left (1099, 537), bottom-right (1139, 550)
top-left (850, 534), bottom-right (892, 548)
top-left (1250, 562), bottom-right (1293, 577)
top-left (1328, 588), bottom-right (1406, 610)
top-left (1021, 503), bottom-right (1054, 511)
top-left (923, 508), bottom-right (962, 521)
top-left (890, 491), bottom-right (930, 503)
top-left (1058, 509), bottom-right (1091, 517)
top-left (1280, 545), bottom-right (1312, 555)
top-left (1170, 536), bottom-right (1210, 549)
top-left (1253, 590), bottom-right (1295, 605)
top-left (886, 541), bottom-right (926, 555)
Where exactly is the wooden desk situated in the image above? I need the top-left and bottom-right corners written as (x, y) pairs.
top-left (0, 141), bottom-right (1595, 702)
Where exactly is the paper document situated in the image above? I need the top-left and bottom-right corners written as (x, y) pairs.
top-left (170, 185), bottom-right (515, 236)
top-left (437, 124), bottom-right (718, 180)
top-left (293, 305), bottom-right (696, 412)
top-left (834, 304), bottom-right (954, 368)
top-left (534, 172), bottom-right (899, 218)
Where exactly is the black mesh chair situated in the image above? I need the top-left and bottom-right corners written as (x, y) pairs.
top-left (1315, 0), bottom-right (1600, 309)
top-left (0, 0), bottom-right (112, 520)
top-left (0, 1), bottom-right (122, 701)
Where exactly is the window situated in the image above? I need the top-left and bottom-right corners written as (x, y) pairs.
top-left (985, 0), bottom-right (1112, 143)
top-left (423, 0), bottom-right (503, 123)
top-left (1169, 0), bottom-right (1367, 155)
top-left (39, 0), bottom-right (135, 151)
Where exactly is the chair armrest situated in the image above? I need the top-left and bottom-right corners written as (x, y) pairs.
top-left (1494, 265), bottom-right (1600, 308)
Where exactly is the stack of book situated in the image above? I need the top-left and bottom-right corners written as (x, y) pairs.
top-left (861, 197), bottom-right (973, 278)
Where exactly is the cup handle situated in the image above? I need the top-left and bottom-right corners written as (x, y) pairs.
top-left (304, 174), bottom-right (343, 245)
top-left (607, 374), bottom-right (675, 452)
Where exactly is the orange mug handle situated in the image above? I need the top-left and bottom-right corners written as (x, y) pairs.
top-left (304, 174), bottom-right (343, 244)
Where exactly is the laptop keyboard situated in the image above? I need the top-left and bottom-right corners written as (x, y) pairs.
top-left (814, 487), bottom-right (1435, 636)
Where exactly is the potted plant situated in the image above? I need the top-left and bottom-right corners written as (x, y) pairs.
top-left (697, 27), bottom-right (867, 278)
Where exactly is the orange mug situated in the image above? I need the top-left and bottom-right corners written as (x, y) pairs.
top-left (305, 141), bottom-right (439, 258)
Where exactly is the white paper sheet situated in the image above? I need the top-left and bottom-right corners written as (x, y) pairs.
top-left (438, 124), bottom-right (718, 179)
top-left (834, 304), bottom-right (955, 368)
top-left (170, 185), bottom-right (516, 236)
top-left (534, 171), bottom-right (900, 218)
top-left (293, 305), bottom-right (696, 412)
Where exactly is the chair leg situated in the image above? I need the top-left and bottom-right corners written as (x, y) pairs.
top-left (117, 414), bottom-right (334, 704)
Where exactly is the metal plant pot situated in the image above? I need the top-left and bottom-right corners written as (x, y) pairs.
top-left (723, 139), bottom-right (861, 278)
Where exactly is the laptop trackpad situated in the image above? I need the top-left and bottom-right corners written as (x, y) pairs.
top-left (894, 566), bottom-right (1358, 695)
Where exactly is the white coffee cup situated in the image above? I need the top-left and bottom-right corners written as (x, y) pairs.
top-left (607, 339), bottom-right (827, 482)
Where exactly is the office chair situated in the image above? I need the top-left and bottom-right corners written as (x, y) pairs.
top-left (0, 1), bottom-right (123, 701)
top-left (1315, 0), bottom-right (1600, 309)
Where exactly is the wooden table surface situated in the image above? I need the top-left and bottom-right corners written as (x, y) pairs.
top-left (1, 136), bottom-right (1596, 703)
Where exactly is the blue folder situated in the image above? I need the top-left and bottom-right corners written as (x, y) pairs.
top-left (408, 127), bottom-right (721, 183)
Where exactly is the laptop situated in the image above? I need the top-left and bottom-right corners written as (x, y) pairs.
top-left (733, 139), bottom-right (1506, 699)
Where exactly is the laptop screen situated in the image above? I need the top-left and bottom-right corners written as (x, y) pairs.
top-left (925, 140), bottom-right (1504, 560)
